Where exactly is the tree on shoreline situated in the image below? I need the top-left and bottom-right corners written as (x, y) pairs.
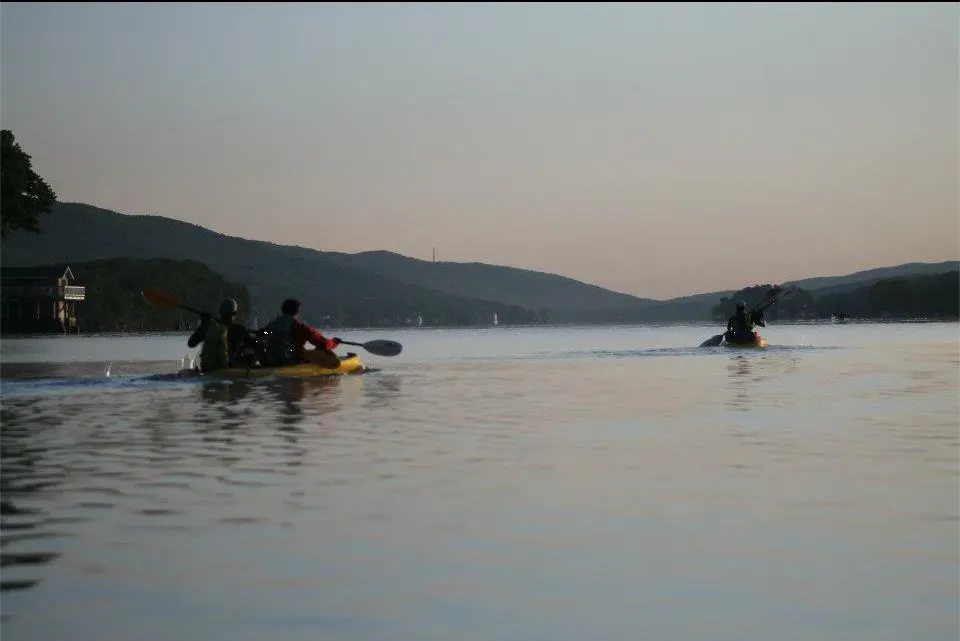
top-left (1, 129), bottom-right (58, 240)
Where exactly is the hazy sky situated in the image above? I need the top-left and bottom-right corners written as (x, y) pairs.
top-left (2, 2), bottom-right (957, 299)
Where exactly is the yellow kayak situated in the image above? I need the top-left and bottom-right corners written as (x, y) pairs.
top-left (723, 332), bottom-right (769, 349)
top-left (178, 354), bottom-right (368, 379)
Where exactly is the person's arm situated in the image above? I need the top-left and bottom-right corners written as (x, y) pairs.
top-left (295, 320), bottom-right (340, 351)
top-left (231, 324), bottom-right (258, 349)
top-left (187, 317), bottom-right (209, 347)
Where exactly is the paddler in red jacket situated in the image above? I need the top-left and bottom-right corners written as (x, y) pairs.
top-left (260, 298), bottom-right (342, 368)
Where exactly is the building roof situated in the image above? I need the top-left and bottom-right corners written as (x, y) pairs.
top-left (1, 264), bottom-right (74, 281)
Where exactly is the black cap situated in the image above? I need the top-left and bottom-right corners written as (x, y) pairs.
top-left (281, 298), bottom-right (301, 315)
top-left (219, 298), bottom-right (238, 317)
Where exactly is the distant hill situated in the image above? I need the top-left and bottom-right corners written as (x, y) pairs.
top-left (786, 261), bottom-right (960, 296)
top-left (713, 271), bottom-right (959, 321)
top-left (71, 258), bottom-right (253, 333)
top-left (327, 250), bottom-right (657, 312)
top-left (815, 271), bottom-right (959, 319)
top-left (0, 258), bottom-right (252, 334)
top-left (2, 202), bottom-right (955, 326)
top-left (0, 202), bottom-right (649, 325)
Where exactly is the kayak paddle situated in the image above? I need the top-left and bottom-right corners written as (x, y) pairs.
top-left (141, 287), bottom-right (218, 322)
top-left (338, 339), bottom-right (403, 357)
top-left (699, 333), bottom-right (725, 348)
top-left (141, 287), bottom-right (404, 356)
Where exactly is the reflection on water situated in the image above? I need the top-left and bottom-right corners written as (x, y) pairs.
top-left (1, 407), bottom-right (64, 595)
top-left (196, 378), bottom-right (333, 429)
top-left (0, 324), bottom-right (957, 641)
top-left (724, 351), bottom-right (802, 411)
top-left (726, 354), bottom-right (752, 411)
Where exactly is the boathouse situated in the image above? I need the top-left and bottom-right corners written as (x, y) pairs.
top-left (1, 265), bottom-right (86, 334)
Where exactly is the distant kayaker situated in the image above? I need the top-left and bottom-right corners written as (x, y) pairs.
top-left (260, 298), bottom-right (342, 369)
top-left (187, 298), bottom-right (258, 372)
top-left (725, 300), bottom-right (765, 343)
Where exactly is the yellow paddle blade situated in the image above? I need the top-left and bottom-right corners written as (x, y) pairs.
top-left (141, 287), bottom-right (181, 310)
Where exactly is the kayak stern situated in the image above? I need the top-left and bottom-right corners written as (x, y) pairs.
top-left (723, 332), bottom-right (768, 349)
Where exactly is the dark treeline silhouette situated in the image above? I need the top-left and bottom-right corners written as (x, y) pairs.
top-left (70, 258), bottom-right (252, 332)
top-left (713, 272), bottom-right (959, 322)
top-left (815, 271), bottom-right (959, 320)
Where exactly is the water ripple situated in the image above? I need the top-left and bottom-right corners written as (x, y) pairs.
top-left (0, 325), bottom-right (957, 641)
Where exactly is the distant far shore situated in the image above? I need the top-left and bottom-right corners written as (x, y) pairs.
top-left (1, 317), bottom-right (957, 341)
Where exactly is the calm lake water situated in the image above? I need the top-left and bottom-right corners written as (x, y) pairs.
top-left (1, 322), bottom-right (957, 641)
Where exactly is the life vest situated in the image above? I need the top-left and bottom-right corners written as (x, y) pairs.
top-left (199, 322), bottom-right (230, 371)
top-left (736, 312), bottom-right (753, 333)
top-left (262, 315), bottom-right (300, 365)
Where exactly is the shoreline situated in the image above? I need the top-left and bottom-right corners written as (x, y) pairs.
top-left (1, 317), bottom-right (957, 340)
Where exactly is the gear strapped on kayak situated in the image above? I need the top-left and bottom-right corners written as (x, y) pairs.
top-left (699, 286), bottom-right (796, 348)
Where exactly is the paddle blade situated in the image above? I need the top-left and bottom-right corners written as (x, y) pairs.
top-left (340, 339), bottom-right (402, 357)
top-left (750, 286), bottom-right (781, 313)
top-left (141, 288), bottom-right (181, 310)
top-left (363, 339), bottom-right (403, 357)
top-left (700, 334), bottom-right (724, 348)
top-left (780, 288), bottom-right (799, 302)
